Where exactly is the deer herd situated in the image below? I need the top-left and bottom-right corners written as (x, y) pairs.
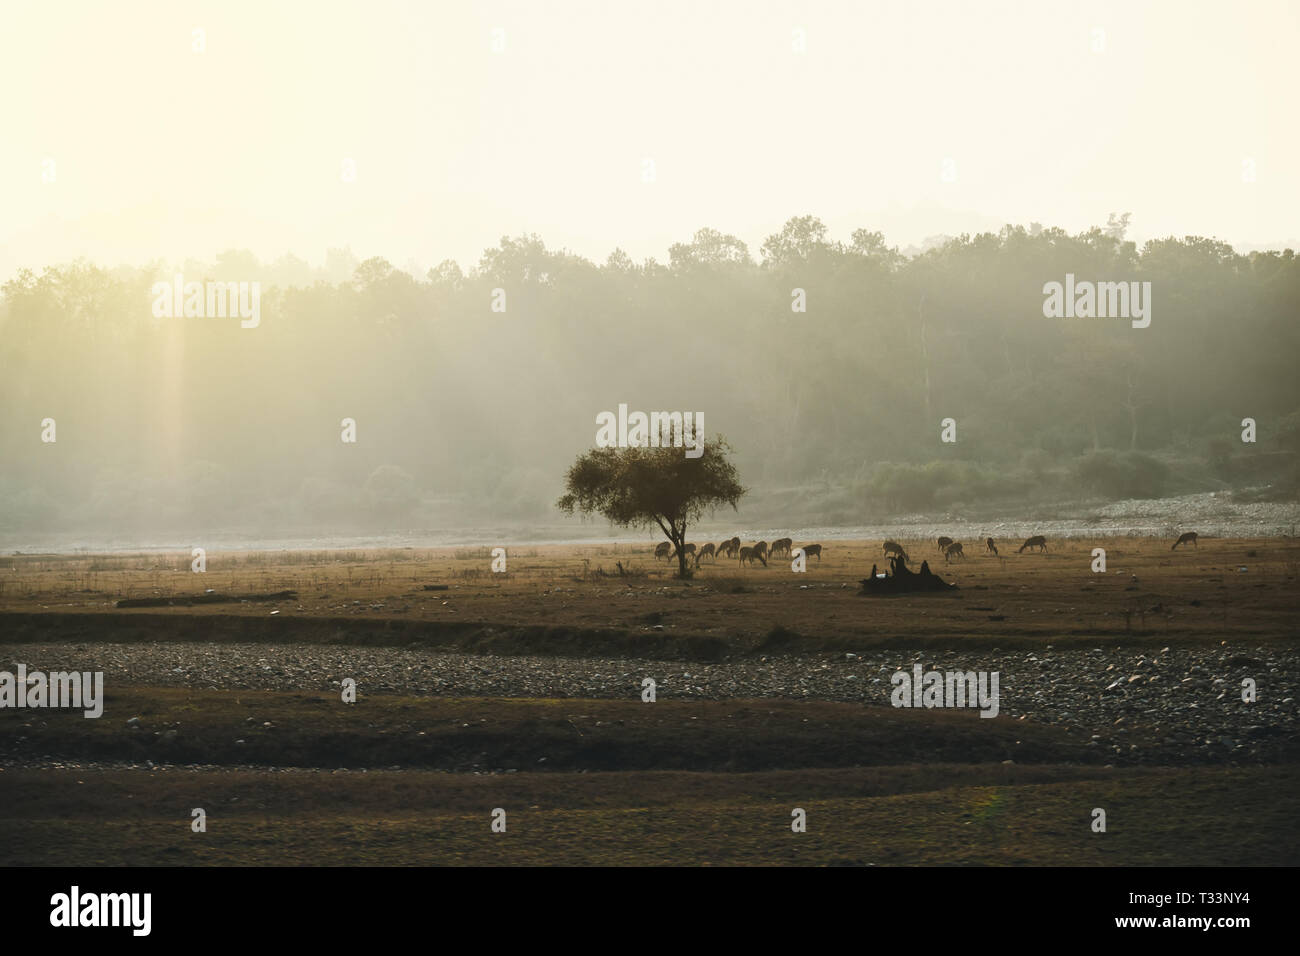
top-left (656, 536), bottom-right (817, 568)
top-left (654, 531), bottom-right (1203, 567)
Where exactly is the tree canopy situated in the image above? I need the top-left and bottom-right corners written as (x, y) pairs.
top-left (557, 436), bottom-right (745, 577)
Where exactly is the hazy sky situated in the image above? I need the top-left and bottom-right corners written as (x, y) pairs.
top-left (2, 0), bottom-right (1297, 277)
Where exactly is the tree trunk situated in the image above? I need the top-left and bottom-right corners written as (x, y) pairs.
top-left (1122, 371), bottom-right (1142, 450)
top-left (919, 299), bottom-right (933, 426)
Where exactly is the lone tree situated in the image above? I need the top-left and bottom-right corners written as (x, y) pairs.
top-left (557, 435), bottom-right (745, 579)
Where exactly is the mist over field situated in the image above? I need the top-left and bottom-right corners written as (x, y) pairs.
top-left (2, 0), bottom-right (1298, 549)
top-left (2, 222), bottom-right (1298, 548)
top-left (4, 0), bottom-right (1300, 891)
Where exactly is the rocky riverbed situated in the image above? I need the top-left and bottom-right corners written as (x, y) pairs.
top-left (3, 640), bottom-right (1296, 766)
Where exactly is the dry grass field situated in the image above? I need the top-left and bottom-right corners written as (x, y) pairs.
top-left (4, 763), bottom-right (1293, 866)
top-left (1, 535), bottom-right (1295, 650)
top-left (2, 535), bottom-right (1297, 866)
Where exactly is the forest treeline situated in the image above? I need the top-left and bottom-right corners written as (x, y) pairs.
top-left (2, 217), bottom-right (1298, 537)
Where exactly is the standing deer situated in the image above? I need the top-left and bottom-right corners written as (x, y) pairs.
top-left (799, 544), bottom-right (822, 561)
top-left (1172, 532), bottom-right (1198, 550)
top-left (884, 540), bottom-right (909, 562)
top-left (986, 537), bottom-right (998, 555)
top-left (943, 541), bottom-right (965, 562)
top-left (770, 538), bottom-right (793, 558)
top-left (937, 536), bottom-right (953, 552)
top-left (1018, 536), bottom-right (1048, 553)
top-left (654, 542), bottom-right (672, 560)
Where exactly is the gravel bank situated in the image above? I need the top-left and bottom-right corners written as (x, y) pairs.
top-left (6, 491), bottom-right (1298, 554)
top-left (3, 640), bottom-right (1296, 765)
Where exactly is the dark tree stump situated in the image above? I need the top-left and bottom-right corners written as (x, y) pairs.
top-left (859, 557), bottom-right (956, 595)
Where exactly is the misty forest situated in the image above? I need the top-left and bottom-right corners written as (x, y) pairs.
top-left (3, 216), bottom-right (1298, 539)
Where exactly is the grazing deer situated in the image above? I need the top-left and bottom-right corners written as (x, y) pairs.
top-left (695, 542), bottom-right (716, 566)
top-left (1172, 531), bottom-right (1198, 550)
top-left (654, 541), bottom-right (672, 560)
top-left (986, 537), bottom-right (997, 555)
top-left (674, 543), bottom-right (696, 561)
top-left (943, 541), bottom-right (965, 562)
top-left (729, 536), bottom-right (741, 557)
top-left (716, 541), bottom-right (733, 558)
top-left (1018, 535), bottom-right (1048, 553)
top-left (800, 543), bottom-right (822, 561)
top-left (884, 540), bottom-right (909, 562)
top-left (753, 541), bottom-right (769, 563)
top-left (738, 546), bottom-right (767, 567)
top-left (770, 538), bottom-right (793, 558)
top-left (937, 536), bottom-right (953, 552)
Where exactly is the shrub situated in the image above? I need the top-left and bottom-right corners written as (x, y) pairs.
top-left (1074, 450), bottom-right (1169, 498)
